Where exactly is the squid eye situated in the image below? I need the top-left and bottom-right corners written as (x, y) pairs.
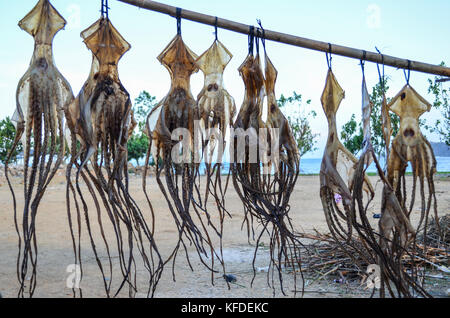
top-left (208, 84), bottom-right (219, 92)
top-left (401, 93), bottom-right (406, 100)
top-left (271, 104), bottom-right (277, 113)
top-left (36, 58), bottom-right (48, 70)
top-left (403, 129), bottom-right (415, 137)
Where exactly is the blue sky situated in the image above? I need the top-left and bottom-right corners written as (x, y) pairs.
top-left (0, 0), bottom-right (448, 158)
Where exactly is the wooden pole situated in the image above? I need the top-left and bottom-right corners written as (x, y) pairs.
top-left (117, 0), bottom-right (450, 78)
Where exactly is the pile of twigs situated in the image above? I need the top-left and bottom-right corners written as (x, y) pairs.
top-left (291, 229), bottom-right (449, 283)
top-left (406, 245), bottom-right (448, 269)
top-left (294, 231), bottom-right (369, 282)
top-left (417, 214), bottom-right (450, 248)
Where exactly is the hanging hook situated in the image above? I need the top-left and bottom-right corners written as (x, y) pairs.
top-left (326, 43), bottom-right (333, 70)
top-left (404, 60), bottom-right (411, 85)
top-left (176, 7), bottom-right (182, 35)
top-left (375, 47), bottom-right (386, 90)
top-left (248, 26), bottom-right (255, 55)
top-left (101, 0), bottom-right (110, 19)
top-left (256, 19), bottom-right (266, 54)
top-left (255, 31), bottom-right (260, 56)
top-left (360, 50), bottom-right (367, 74)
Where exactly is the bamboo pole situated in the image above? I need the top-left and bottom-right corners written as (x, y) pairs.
top-left (117, 0), bottom-right (450, 78)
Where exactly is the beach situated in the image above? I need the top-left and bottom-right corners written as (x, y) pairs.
top-left (0, 171), bottom-right (448, 298)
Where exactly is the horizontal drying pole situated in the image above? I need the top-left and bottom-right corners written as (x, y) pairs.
top-left (117, 0), bottom-right (450, 78)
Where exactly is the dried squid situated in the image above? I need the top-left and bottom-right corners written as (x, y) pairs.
top-left (383, 85), bottom-right (437, 238)
top-left (379, 84), bottom-right (439, 296)
top-left (144, 32), bottom-right (220, 280)
top-left (351, 68), bottom-right (428, 298)
top-left (5, 0), bottom-right (74, 297)
top-left (319, 68), bottom-right (374, 245)
top-left (231, 35), bottom-right (303, 295)
top-left (65, 16), bottom-right (163, 298)
top-left (195, 38), bottom-right (237, 277)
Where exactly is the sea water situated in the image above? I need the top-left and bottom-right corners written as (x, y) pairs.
top-left (192, 157), bottom-right (450, 176)
top-left (39, 156), bottom-right (448, 176)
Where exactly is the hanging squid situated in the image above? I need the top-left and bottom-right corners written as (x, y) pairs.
top-left (5, 0), bottom-right (74, 297)
top-left (231, 33), bottom-right (303, 295)
top-left (196, 38), bottom-right (236, 203)
top-left (377, 84), bottom-right (439, 297)
top-left (144, 23), bottom-right (222, 281)
top-left (195, 37), bottom-right (237, 277)
top-left (383, 84), bottom-right (438, 238)
top-left (351, 66), bottom-right (428, 298)
top-left (319, 68), bottom-right (374, 245)
top-left (64, 15), bottom-right (163, 298)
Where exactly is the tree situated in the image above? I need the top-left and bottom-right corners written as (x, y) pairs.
top-left (340, 78), bottom-right (400, 158)
top-left (427, 62), bottom-right (449, 146)
top-left (127, 91), bottom-right (157, 166)
top-left (278, 92), bottom-right (319, 157)
top-left (0, 117), bottom-right (22, 165)
top-left (134, 91), bottom-right (157, 131)
top-left (128, 134), bottom-right (149, 167)
top-left (341, 114), bottom-right (364, 155)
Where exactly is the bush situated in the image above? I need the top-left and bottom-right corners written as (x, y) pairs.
top-left (0, 117), bottom-right (22, 165)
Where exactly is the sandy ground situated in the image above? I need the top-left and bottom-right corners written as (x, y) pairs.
top-left (0, 171), bottom-right (448, 298)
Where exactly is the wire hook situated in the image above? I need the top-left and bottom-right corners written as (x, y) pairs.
top-left (360, 50), bottom-right (367, 74)
top-left (257, 19), bottom-right (266, 53)
top-left (326, 43), bottom-right (333, 70)
top-left (101, 0), bottom-right (109, 19)
top-left (176, 7), bottom-right (182, 35)
top-left (404, 60), bottom-right (411, 85)
top-left (248, 26), bottom-right (255, 55)
top-left (375, 47), bottom-right (386, 90)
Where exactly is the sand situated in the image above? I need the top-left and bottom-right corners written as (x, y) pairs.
top-left (0, 171), bottom-right (448, 298)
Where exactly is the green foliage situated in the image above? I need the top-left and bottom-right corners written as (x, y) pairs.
top-left (340, 77), bottom-right (400, 158)
top-left (134, 91), bottom-right (157, 131)
top-left (278, 92), bottom-right (319, 157)
top-left (128, 133), bottom-right (149, 166)
top-left (127, 91), bottom-right (157, 166)
top-left (341, 114), bottom-right (364, 155)
top-left (0, 117), bottom-right (22, 165)
top-left (427, 62), bottom-right (449, 146)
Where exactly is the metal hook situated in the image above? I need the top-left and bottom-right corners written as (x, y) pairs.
top-left (326, 43), bottom-right (333, 70)
top-left (257, 19), bottom-right (266, 53)
top-left (248, 26), bottom-right (255, 55)
top-left (101, 0), bottom-right (110, 19)
top-left (255, 32), bottom-right (260, 55)
top-left (360, 50), bottom-right (367, 67)
top-left (404, 60), bottom-right (411, 85)
top-left (375, 46), bottom-right (386, 90)
top-left (176, 7), bottom-right (182, 35)
top-left (360, 50), bottom-right (367, 78)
